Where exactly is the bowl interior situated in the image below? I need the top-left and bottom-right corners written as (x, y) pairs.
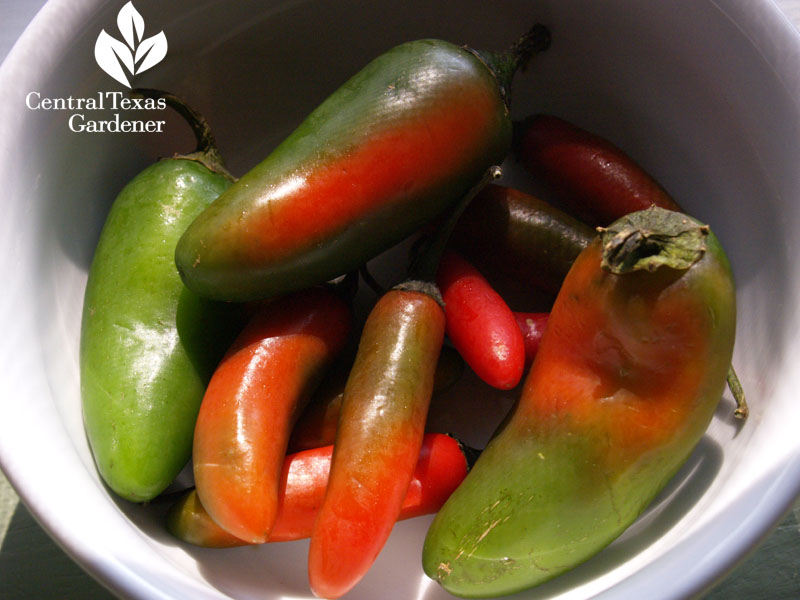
top-left (2, 0), bottom-right (800, 599)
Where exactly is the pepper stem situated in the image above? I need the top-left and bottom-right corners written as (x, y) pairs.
top-left (599, 207), bottom-right (709, 274)
top-left (466, 23), bottom-right (551, 109)
top-left (727, 366), bottom-right (748, 420)
top-left (130, 88), bottom-right (233, 180)
top-left (408, 166), bottom-right (503, 285)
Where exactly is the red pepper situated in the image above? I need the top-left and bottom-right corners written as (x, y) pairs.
top-left (192, 287), bottom-right (351, 544)
top-left (167, 433), bottom-right (471, 548)
top-left (513, 311), bottom-right (548, 367)
top-left (514, 114), bottom-right (682, 226)
top-left (436, 251), bottom-right (525, 389)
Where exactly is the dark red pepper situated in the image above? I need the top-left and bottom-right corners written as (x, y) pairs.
top-left (513, 114), bottom-right (682, 226)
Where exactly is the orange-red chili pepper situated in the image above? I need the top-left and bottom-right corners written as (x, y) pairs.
top-left (436, 251), bottom-right (524, 389)
top-left (513, 114), bottom-right (682, 226)
top-left (167, 433), bottom-right (471, 548)
top-left (192, 286), bottom-right (351, 544)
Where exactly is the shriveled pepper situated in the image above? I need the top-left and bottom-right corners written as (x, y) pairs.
top-left (175, 26), bottom-right (550, 302)
top-left (167, 433), bottom-right (472, 548)
top-left (513, 114), bottom-right (682, 226)
top-left (308, 167), bottom-right (502, 598)
top-left (192, 286), bottom-right (352, 544)
top-left (423, 207), bottom-right (736, 597)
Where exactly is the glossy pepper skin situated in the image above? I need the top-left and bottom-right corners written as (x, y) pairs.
top-left (514, 114), bottom-right (682, 226)
top-left (448, 184), bottom-right (594, 296)
top-left (167, 433), bottom-right (470, 548)
top-left (513, 311), bottom-right (548, 367)
top-left (423, 208), bottom-right (736, 597)
top-left (80, 95), bottom-right (239, 502)
top-left (308, 287), bottom-right (446, 599)
top-left (436, 251), bottom-right (525, 390)
top-left (192, 287), bottom-right (351, 544)
top-left (288, 345), bottom-right (463, 453)
top-left (176, 26), bottom-right (550, 302)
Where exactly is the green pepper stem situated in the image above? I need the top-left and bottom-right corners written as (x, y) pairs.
top-left (130, 88), bottom-right (233, 180)
top-left (727, 366), bottom-right (748, 420)
top-left (409, 166), bottom-right (502, 284)
top-left (466, 23), bottom-right (551, 109)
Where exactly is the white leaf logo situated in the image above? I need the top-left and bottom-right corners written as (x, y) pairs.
top-left (94, 2), bottom-right (167, 88)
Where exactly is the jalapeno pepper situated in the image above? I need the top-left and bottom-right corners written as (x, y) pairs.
top-left (80, 91), bottom-right (242, 502)
top-left (513, 114), bottom-right (682, 226)
top-left (192, 286), bottom-right (352, 544)
top-left (176, 26), bottom-right (550, 302)
top-left (448, 183), bottom-right (594, 297)
top-left (436, 251), bottom-right (525, 390)
top-left (423, 207), bottom-right (736, 597)
top-left (288, 345), bottom-right (464, 453)
top-left (308, 166), bottom-right (502, 598)
top-left (167, 432), bottom-right (472, 548)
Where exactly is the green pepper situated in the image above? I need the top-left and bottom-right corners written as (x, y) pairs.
top-left (175, 25), bottom-right (550, 302)
top-left (80, 91), bottom-right (242, 502)
top-left (422, 207), bottom-right (737, 597)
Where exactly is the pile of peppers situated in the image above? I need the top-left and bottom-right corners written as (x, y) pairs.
top-left (80, 21), bottom-right (746, 600)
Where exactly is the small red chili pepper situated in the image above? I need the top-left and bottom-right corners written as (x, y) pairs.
top-left (513, 311), bottom-right (548, 367)
top-left (192, 286), bottom-right (352, 544)
top-left (436, 251), bottom-right (524, 390)
top-left (167, 432), bottom-right (472, 548)
top-left (308, 166), bottom-right (502, 599)
top-left (513, 114), bottom-right (682, 226)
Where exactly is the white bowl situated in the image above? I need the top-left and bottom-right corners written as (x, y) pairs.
top-left (2, 0), bottom-right (800, 598)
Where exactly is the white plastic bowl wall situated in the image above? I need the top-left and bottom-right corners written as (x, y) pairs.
top-left (1, 0), bottom-right (800, 599)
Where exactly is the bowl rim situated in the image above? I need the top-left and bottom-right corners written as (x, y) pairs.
top-left (1, 1), bottom-right (800, 599)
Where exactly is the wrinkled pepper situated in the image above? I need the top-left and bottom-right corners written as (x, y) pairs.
top-left (167, 433), bottom-right (472, 548)
top-left (192, 286), bottom-right (352, 544)
top-left (175, 26), bottom-right (550, 301)
top-left (80, 91), bottom-right (241, 502)
top-left (423, 207), bottom-right (736, 597)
